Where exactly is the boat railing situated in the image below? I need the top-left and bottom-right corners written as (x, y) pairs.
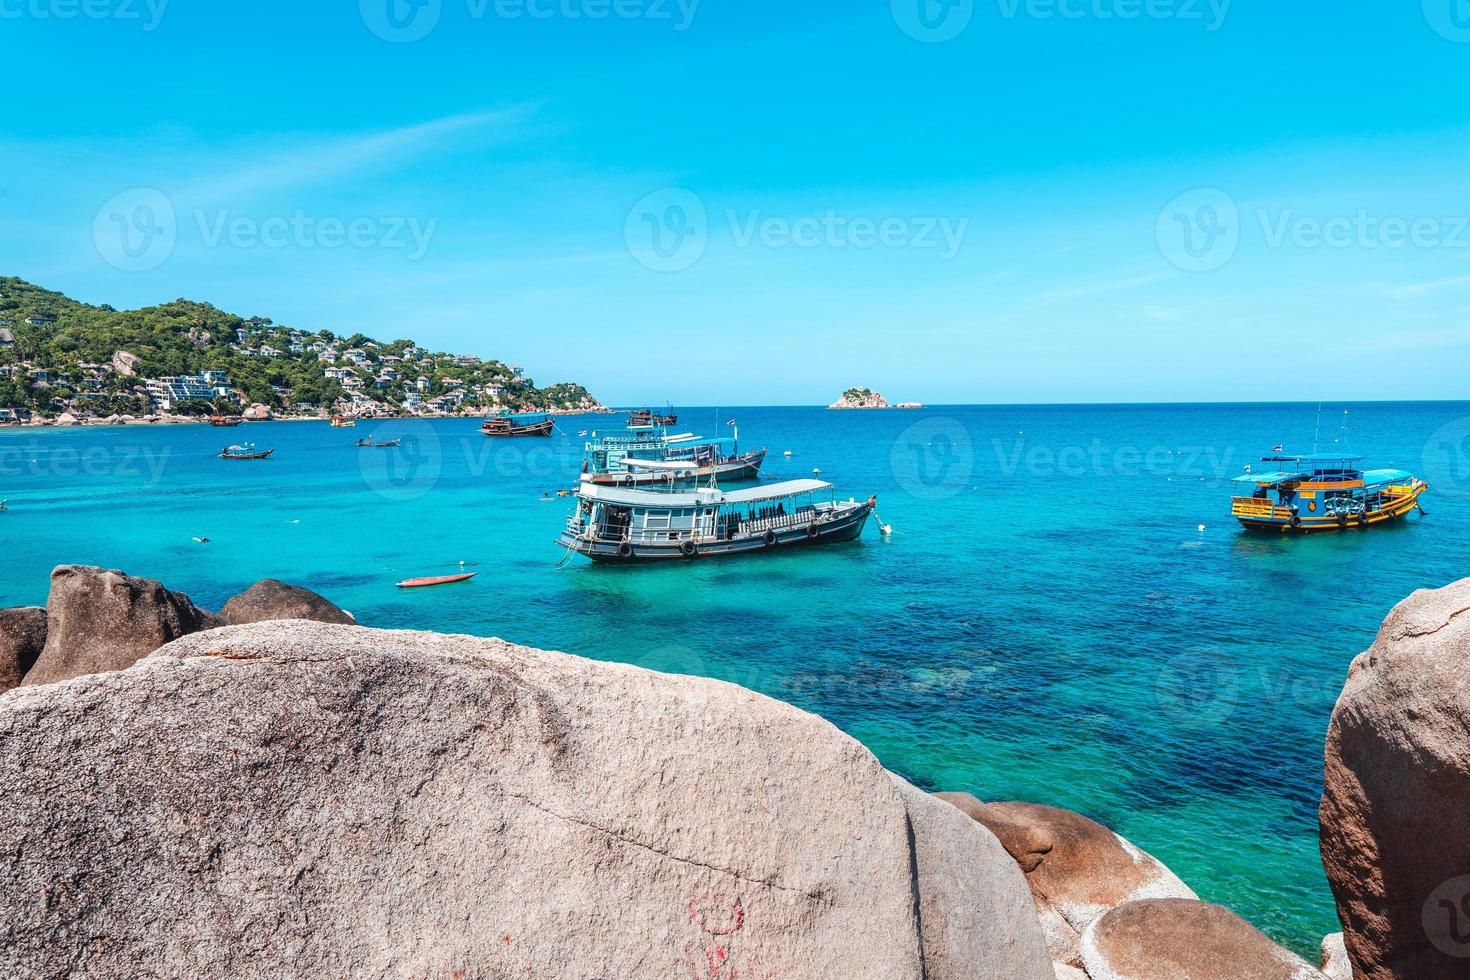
top-left (1230, 496), bottom-right (1283, 519)
top-left (738, 505), bottom-right (820, 535)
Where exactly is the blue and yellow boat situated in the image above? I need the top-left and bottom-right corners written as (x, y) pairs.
top-left (1229, 454), bottom-right (1427, 532)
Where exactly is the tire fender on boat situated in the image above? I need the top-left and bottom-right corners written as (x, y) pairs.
top-left (617, 542), bottom-right (634, 559)
top-left (762, 530), bottom-right (777, 546)
top-left (806, 523), bottom-right (820, 539)
top-left (1289, 514), bottom-right (1302, 529)
top-left (679, 540), bottom-right (697, 557)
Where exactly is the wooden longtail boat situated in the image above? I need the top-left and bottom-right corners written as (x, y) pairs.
top-left (556, 479), bottom-right (874, 563)
top-left (219, 444), bottom-right (274, 460)
top-left (628, 407), bottom-right (677, 429)
top-left (209, 415), bottom-right (244, 427)
top-left (396, 572), bottom-right (478, 588)
top-left (1230, 454), bottom-right (1428, 532)
top-left (482, 413), bottom-right (554, 437)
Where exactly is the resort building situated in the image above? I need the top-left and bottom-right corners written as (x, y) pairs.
top-left (144, 372), bottom-right (234, 410)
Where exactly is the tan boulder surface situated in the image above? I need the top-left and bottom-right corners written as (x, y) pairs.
top-left (1319, 932), bottom-right (1351, 980)
top-left (220, 578), bottom-right (355, 626)
top-left (1078, 898), bottom-right (1327, 980)
top-left (0, 621), bottom-right (1052, 979)
top-left (0, 606), bottom-right (47, 692)
top-left (21, 565), bottom-right (222, 687)
top-left (947, 799), bottom-right (1196, 965)
top-left (1320, 578), bottom-right (1470, 980)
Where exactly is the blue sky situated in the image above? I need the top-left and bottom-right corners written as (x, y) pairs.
top-left (3, 1), bottom-right (1469, 404)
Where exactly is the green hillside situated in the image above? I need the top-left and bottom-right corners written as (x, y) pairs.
top-left (0, 276), bottom-right (599, 417)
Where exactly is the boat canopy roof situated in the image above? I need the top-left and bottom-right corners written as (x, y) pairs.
top-left (580, 478), bottom-right (832, 508)
top-left (504, 412), bottom-right (549, 422)
top-left (1362, 468), bottom-right (1414, 487)
top-left (1260, 453), bottom-right (1363, 465)
top-left (1232, 471), bottom-right (1305, 486)
top-left (622, 458), bottom-right (701, 471)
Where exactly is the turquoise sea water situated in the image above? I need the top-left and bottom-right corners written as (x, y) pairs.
top-left (4, 402), bottom-right (1469, 952)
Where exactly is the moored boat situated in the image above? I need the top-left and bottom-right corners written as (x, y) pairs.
top-left (482, 412), bottom-right (554, 437)
top-left (209, 415), bottom-right (244, 427)
top-left (1230, 454), bottom-right (1427, 532)
top-left (556, 478), bottom-right (874, 563)
top-left (582, 426), bottom-right (765, 487)
top-left (628, 407), bottom-right (677, 429)
top-left (396, 572), bottom-right (477, 588)
top-left (219, 443), bottom-right (274, 460)
top-left (330, 415), bottom-right (357, 428)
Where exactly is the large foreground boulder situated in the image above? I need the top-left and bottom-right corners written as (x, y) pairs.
top-left (0, 607), bottom-right (47, 693)
top-left (941, 798), bottom-right (1195, 965)
top-left (0, 621), bottom-right (1053, 979)
top-left (1320, 578), bottom-right (1470, 979)
top-left (1078, 898), bottom-right (1327, 979)
top-left (220, 579), bottom-right (355, 626)
top-left (21, 565), bottom-right (222, 687)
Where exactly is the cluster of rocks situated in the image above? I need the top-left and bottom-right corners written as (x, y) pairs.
top-left (1, 566), bottom-right (1467, 978)
top-left (828, 387), bottom-right (891, 409)
top-left (0, 566), bottom-right (354, 692)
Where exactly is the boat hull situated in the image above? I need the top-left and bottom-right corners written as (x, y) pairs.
top-left (1234, 481), bottom-right (1427, 533)
top-left (397, 572), bottom-right (477, 588)
top-left (219, 450), bottom-right (273, 460)
top-left (557, 502), bottom-right (872, 564)
top-left (584, 450), bottom-right (766, 487)
top-left (483, 419), bottom-right (555, 437)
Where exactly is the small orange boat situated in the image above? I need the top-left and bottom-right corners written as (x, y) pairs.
top-left (396, 572), bottom-right (477, 589)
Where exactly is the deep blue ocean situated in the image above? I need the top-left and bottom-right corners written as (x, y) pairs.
top-left (4, 402), bottom-right (1468, 952)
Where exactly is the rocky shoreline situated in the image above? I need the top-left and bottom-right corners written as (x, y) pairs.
top-left (2, 564), bottom-right (1464, 977)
